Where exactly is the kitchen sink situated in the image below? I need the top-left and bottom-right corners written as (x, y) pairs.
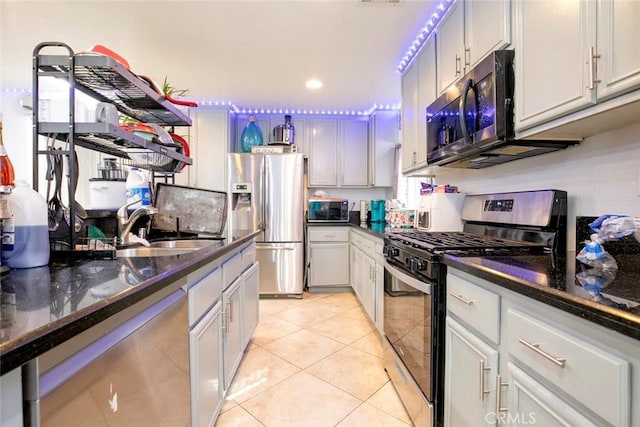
top-left (116, 239), bottom-right (223, 257)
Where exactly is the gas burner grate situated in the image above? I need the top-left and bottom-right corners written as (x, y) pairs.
top-left (388, 231), bottom-right (546, 253)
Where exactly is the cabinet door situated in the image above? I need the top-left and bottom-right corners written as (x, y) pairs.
top-left (417, 36), bottom-right (436, 167)
top-left (514, 0), bottom-right (597, 131)
top-left (436, 0), bottom-right (465, 95)
top-left (340, 119), bottom-right (369, 186)
top-left (465, 0), bottom-right (511, 69)
top-left (191, 109), bottom-right (233, 191)
top-left (190, 301), bottom-right (223, 427)
top-left (375, 263), bottom-right (384, 333)
top-left (401, 61), bottom-right (419, 172)
top-left (0, 368), bottom-right (22, 427)
top-left (368, 111), bottom-right (398, 187)
top-left (444, 317), bottom-right (498, 427)
top-left (505, 363), bottom-right (599, 427)
top-left (362, 254), bottom-right (376, 322)
top-left (596, 0), bottom-right (640, 100)
top-left (308, 242), bottom-right (349, 287)
top-left (241, 262), bottom-right (260, 348)
top-left (223, 278), bottom-right (243, 389)
top-left (308, 119), bottom-right (338, 187)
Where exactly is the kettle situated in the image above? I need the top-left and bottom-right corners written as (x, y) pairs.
top-left (272, 115), bottom-right (295, 144)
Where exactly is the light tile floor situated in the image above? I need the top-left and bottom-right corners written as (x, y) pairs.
top-left (215, 291), bottom-right (412, 427)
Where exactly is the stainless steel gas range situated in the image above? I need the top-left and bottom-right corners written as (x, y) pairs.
top-left (382, 190), bottom-right (568, 427)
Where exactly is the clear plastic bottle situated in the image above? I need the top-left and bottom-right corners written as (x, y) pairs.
top-left (125, 167), bottom-right (151, 207)
top-left (240, 116), bottom-right (264, 152)
top-left (2, 180), bottom-right (50, 269)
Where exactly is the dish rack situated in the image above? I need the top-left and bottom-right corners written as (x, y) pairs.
top-left (33, 41), bottom-right (193, 257)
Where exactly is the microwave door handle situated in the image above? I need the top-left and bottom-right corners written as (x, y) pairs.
top-left (459, 78), bottom-right (474, 143)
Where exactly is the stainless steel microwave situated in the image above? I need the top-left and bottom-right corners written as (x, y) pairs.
top-left (307, 199), bottom-right (350, 222)
top-left (425, 50), bottom-right (578, 168)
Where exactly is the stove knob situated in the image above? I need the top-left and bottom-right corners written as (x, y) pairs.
top-left (386, 246), bottom-right (399, 257)
top-left (414, 259), bottom-right (426, 271)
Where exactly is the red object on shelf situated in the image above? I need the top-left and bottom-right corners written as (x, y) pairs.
top-left (88, 44), bottom-right (131, 70)
top-left (0, 122), bottom-right (15, 189)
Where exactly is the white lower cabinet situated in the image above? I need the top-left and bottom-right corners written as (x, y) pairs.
top-left (223, 277), bottom-right (243, 390)
top-left (187, 241), bottom-right (260, 427)
top-left (349, 229), bottom-right (384, 330)
top-left (444, 317), bottom-right (498, 427)
top-left (445, 267), bottom-right (637, 427)
top-left (242, 262), bottom-right (260, 348)
top-left (505, 362), bottom-right (599, 427)
top-left (307, 227), bottom-right (350, 289)
top-left (189, 301), bottom-right (223, 427)
top-left (0, 368), bottom-right (23, 427)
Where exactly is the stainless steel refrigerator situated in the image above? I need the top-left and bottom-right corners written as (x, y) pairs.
top-left (228, 153), bottom-right (304, 297)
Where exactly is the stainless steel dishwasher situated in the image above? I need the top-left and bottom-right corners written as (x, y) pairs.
top-left (38, 289), bottom-right (189, 426)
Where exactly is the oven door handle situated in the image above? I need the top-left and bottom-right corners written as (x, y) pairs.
top-left (384, 261), bottom-right (432, 295)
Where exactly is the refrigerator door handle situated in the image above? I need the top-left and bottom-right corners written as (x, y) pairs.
top-left (257, 245), bottom-right (295, 251)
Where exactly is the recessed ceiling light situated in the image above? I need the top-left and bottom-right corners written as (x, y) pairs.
top-left (306, 79), bottom-right (323, 90)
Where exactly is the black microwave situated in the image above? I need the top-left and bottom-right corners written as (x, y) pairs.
top-left (426, 50), bottom-right (578, 168)
top-left (307, 199), bottom-right (350, 222)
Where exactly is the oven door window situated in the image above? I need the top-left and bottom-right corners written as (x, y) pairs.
top-left (383, 266), bottom-right (433, 400)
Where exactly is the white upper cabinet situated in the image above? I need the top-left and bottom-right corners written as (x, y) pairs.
top-left (436, 1), bottom-right (465, 95)
top-left (417, 36), bottom-right (436, 170)
top-left (437, 0), bottom-right (511, 95)
top-left (308, 118), bottom-right (339, 187)
top-left (514, 0), bottom-right (597, 131)
top-left (465, 0), bottom-right (512, 68)
top-left (340, 119), bottom-right (369, 186)
top-left (596, 0), bottom-right (640, 101)
top-left (402, 33), bottom-right (436, 174)
top-left (401, 60), bottom-right (419, 172)
top-left (369, 110), bottom-right (399, 187)
top-left (514, 0), bottom-right (640, 133)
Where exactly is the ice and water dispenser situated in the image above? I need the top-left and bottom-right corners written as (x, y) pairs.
top-left (231, 182), bottom-right (254, 230)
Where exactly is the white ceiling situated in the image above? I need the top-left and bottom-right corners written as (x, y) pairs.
top-left (1, 0), bottom-right (438, 112)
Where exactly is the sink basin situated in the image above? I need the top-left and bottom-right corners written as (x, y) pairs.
top-left (117, 239), bottom-right (222, 258)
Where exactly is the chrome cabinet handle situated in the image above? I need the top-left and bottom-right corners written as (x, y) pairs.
top-left (587, 46), bottom-right (602, 90)
top-left (455, 55), bottom-right (461, 76)
top-left (479, 359), bottom-right (491, 401)
top-left (464, 47), bottom-right (471, 68)
top-left (495, 374), bottom-right (509, 414)
top-left (449, 292), bottom-right (473, 305)
top-left (519, 339), bottom-right (566, 368)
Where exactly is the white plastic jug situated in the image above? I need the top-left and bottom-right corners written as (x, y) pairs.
top-left (125, 167), bottom-right (151, 207)
top-left (1, 180), bottom-right (50, 268)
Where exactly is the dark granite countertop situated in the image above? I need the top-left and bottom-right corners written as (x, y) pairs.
top-left (443, 252), bottom-right (640, 340)
top-left (0, 230), bottom-right (260, 375)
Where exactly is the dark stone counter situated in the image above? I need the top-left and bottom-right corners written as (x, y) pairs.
top-left (443, 252), bottom-right (640, 340)
top-left (0, 230), bottom-right (260, 375)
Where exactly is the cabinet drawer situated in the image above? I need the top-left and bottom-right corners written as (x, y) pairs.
top-left (188, 267), bottom-right (222, 326)
top-left (505, 308), bottom-right (630, 426)
top-left (222, 253), bottom-right (242, 290)
top-left (446, 272), bottom-right (500, 344)
top-left (241, 243), bottom-right (256, 271)
top-left (309, 229), bottom-right (349, 242)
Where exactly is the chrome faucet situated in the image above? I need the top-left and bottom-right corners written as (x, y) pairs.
top-left (117, 200), bottom-right (158, 245)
